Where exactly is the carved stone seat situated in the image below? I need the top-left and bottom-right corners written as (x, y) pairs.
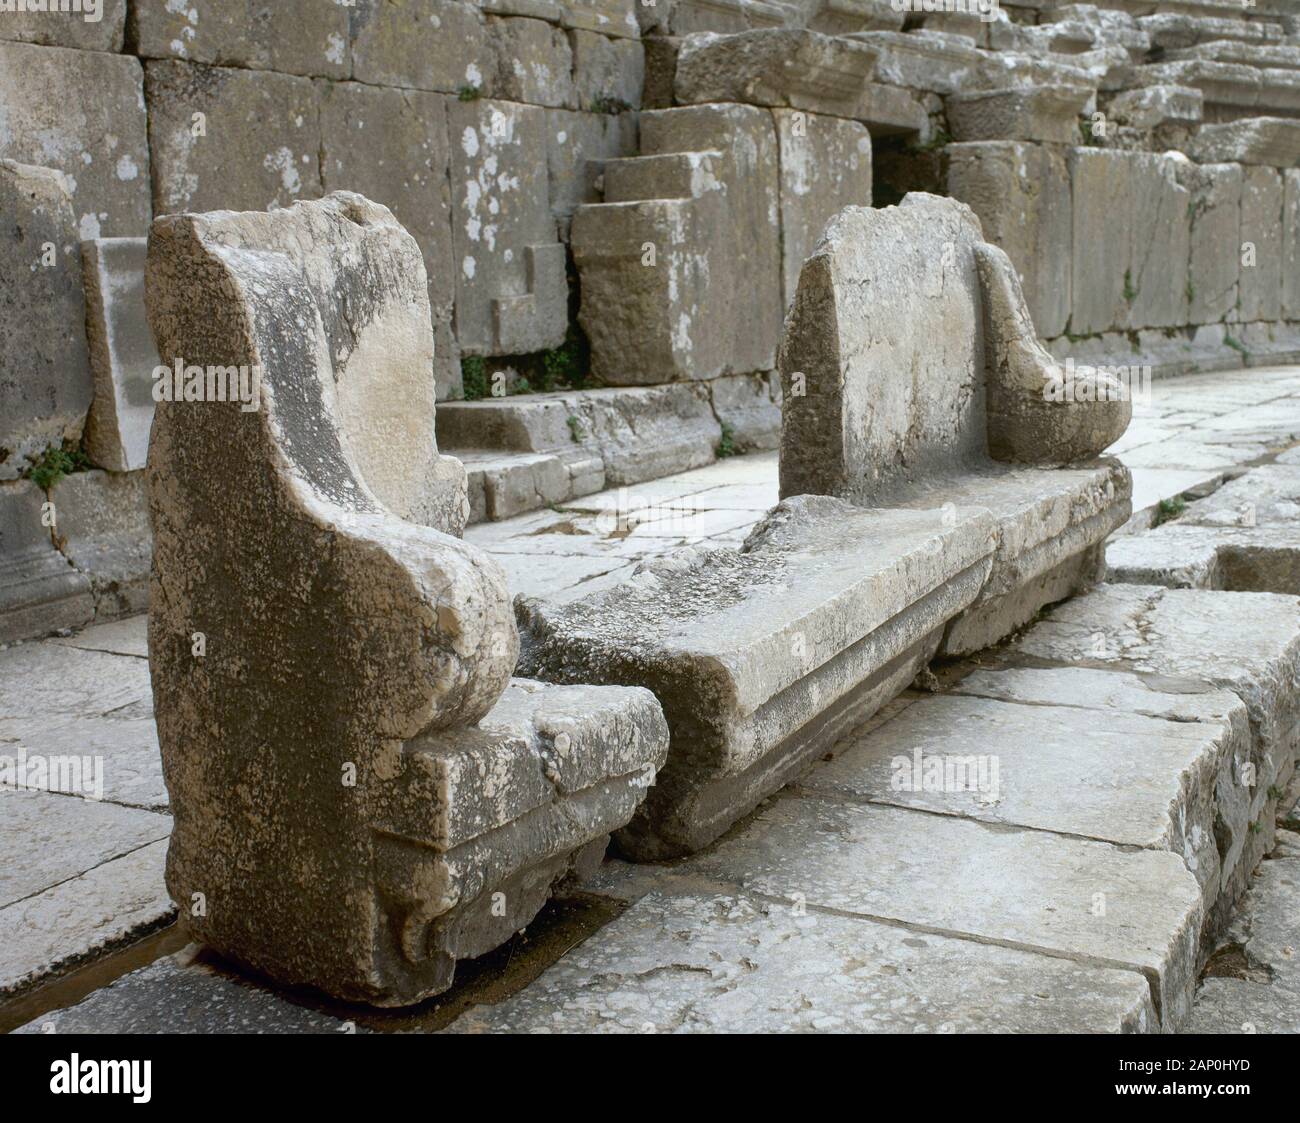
top-left (144, 193), bottom-right (668, 1005)
top-left (520, 193), bottom-right (1132, 859)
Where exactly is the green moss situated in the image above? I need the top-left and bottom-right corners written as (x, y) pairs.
top-left (1122, 269), bottom-right (1138, 304)
top-left (457, 85), bottom-right (482, 102)
top-left (541, 332), bottom-right (586, 392)
top-left (26, 442), bottom-right (91, 490)
top-left (1153, 496), bottom-right (1186, 527)
top-left (1224, 333), bottom-right (1249, 359)
top-left (566, 415), bottom-right (585, 443)
top-left (589, 95), bottom-right (632, 115)
top-left (461, 355), bottom-right (489, 400)
top-left (1185, 279), bottom-right (1195, 306)
top-left (912, 126), bottom-right (951, 152)
top-left (716, 422), bottom-right (737, 459)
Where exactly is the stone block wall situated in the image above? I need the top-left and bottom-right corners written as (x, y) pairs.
top-left (3, 0), bottom-right (1300, 644)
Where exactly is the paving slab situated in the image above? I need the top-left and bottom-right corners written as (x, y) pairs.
top-left (802, 681), bottom-right (1242, 917)
top-left (50, 614), bottom-right (148, 659)
top-left (0, 791), bottom-right (169, 907)
top-left (0, 639), bottom-right (151, 722)
top-left (14, 949), bottom-right (356, 1035)
top-left (0, 839), bottom-right (173, 1002)
top-left (445, 891), bottom-right (1157, 1033)
top-left (686, 794), bottom-right (1203, 1026)
top-left (1117, 466), bottom-right (1225, 534)
top-left (1184, 853), bottom-right (1300, 1033)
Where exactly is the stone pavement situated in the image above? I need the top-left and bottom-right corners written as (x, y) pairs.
top-left (6, 363), bottom-right (1300, 1032)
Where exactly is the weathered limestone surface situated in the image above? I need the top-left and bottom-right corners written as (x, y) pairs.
top-left (1107, 463), bottom-right (1300, 594)
top-left (81, 238), bottom-right (159, 473)
top-left (144, 192), bottom-right (667, 1004)
top-left (318, 82), bottom-right (460, 400)
top-left (574, 103), bottom-right (783, 384)
top-left (1068, 148), bottom-right (1191, 334)
top-left (946, 142), bottom-right (1072, 340)
top-left (544, 109), bottom-right (638, 239)
top-left (446, 891), bottom-right (1157, 1033)
top-left (147, 194), bottom-right (466, 532)
top-left (489, 16), bottom-right (577, 108)
top-left (1240, 165), bottom-right (1284, 324)
top-left (130, 0), bottom-right (351, 79)
top-left (0, 626), bottom-right (165, 810)
top-left (519, 496), bottom-right (999, 858)
top-left (0, 161), bottom-right (92, 480)
top-left (0, 480), bottom-right (93, 643)
top-left (773, 110), bottom-right (872, 308)
top-left (1015, 583), bottom-right (1300, 935)
top-left (351, 0), bottom-right (495, 95)
top-left (1190, 117), bottom-right (1300, 167)
top-left (145, 61), bottom-right (323, 218)
top-left (813, 671), bottom-right (1249, 923)
top-left (0, 0), bottom-right (126, 51)
top-left (779, 196), bottom-right (1126, 502)
top-left (1178, 160), bottom-right (1242, 325)
top-left (688, 794), bottom-right (1202, 1025)
top-left (947, 85), bottom-right (1092, 145)
top-left (672, 29), bottom-right (878, 118)
top-left (571, 27), bottom-right (645, 110)
top-left (978, 243), bottom-right (1131, 465)
top-left (1184, 853), bottom-right (1300, 1034)
top-left (0, 839), bottom-right (173, 1003)
top-left (51, 469), bottom-right (151, 622)
top-left (0, 42), bottom-right (151, 239)
top-left (447, 99), bottom-right (568, 356)
top-left (1286, 170), bottom-right (1300, 322)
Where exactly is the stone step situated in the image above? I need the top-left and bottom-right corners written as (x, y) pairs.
top-left (1183, 840), bottom-right (1300, 1033)
top-left (683, 792), bottom-right (1202, 1025)
top-left (1188, 115), bottom-right (1300, 165)
top-left (1012, 581), bottom-right (1300, 935)
top-left (602, 152), bottom-right (723, 202)
top-left (801, 670), bottom-right (1249, 926)
top-left (437, 379), bottom-right (781, 523)
top-left (1136, 59), bottom-right (1300, 118)
top-left (1140, 14), bottom-right (1286, 51)
top-left (1107, 461), bottom-right (1300, 591)
top-left (1167, 41), bottom-right (1300, 71)
top-left (446, 889), bottom-right (1161, 1032)
top-left (1117, 465), bottom-right (1225, 534)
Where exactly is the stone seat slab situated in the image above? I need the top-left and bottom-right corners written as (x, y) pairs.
top-left (518, 495), bottom-right (999, 858)
top-left (894, 461), bottom-right (1131, 653)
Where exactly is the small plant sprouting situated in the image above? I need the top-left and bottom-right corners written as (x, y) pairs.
top-left (542, 332), bottom-right (586, 392)
top-left (1079, 119), bottom-right (1094, 146)
top-left (1185, 279), bottom-right (1195, 306)
top-left (1122, 269), bottom-right (1137, 304)
top-left (566, 415), bottom-right (585, 443)
top-left (717, 422), bottom-right (737, 459)
top-left (1153, 496), bottom-right (1186, 527)
top-left (589, 95), bottom-right (632, 115)
top-left (27, 443), bottom-right (90, 490)
top-left (457, 85), bottom-right (482, 102)
top-left (461, 355), bottom-right (488, 400)
top-left (1267, 784), bottom-right (1284, 801)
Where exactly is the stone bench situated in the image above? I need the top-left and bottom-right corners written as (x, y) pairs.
top-left (520, 193), bottom-right (1132, 858)
top-left (144, 192), bottom-right (668, 1006)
